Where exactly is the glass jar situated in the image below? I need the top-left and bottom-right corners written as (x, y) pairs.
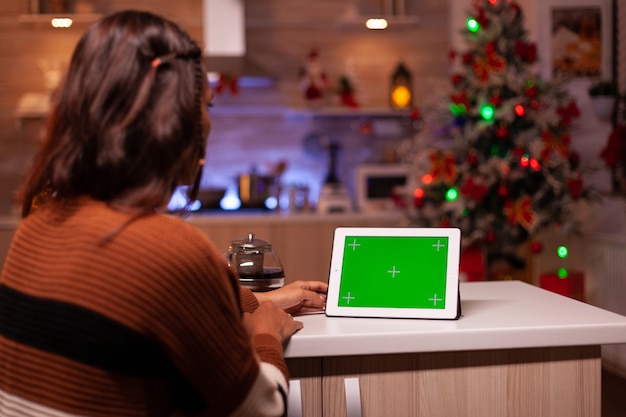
top-left (225, 233), bottom-right (285, 291)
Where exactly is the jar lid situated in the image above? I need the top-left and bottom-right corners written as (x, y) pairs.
top-left (228, 233), bottom-right (272, 252)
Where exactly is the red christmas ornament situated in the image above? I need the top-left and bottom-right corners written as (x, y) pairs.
top-left (460, 177), bottom-right (489, 202)
top-left (410, 107), bottom-right (421, 120)
top-left (462, 53), bottom-right (473, 64)
top-left (569, 151), bottom-right (581, 170)
top-left (567, 177), bottom-right (584, 199)
top-left (451, 73), bottom-right (463, 85)
top-left (475, 9), bottom-right (489, 28)
top-left (484, 42), bottom-right (497, 55)
top-left (525, 85), bottom-right (538, 98)
top-left (450, 91), bottom-right (471, 112)
top-left (530, 99), bottom-right (540, 110)
top-left (467, 152), bottom-right (479, 166)
top-left (510, 3), bottom-right (522, 17)
top-left (489, 95), bottom-right (502, 106)
top-left (496, 125), bottom-right (509, 140)
top-left (530, 240), bottom-right (543, 254)
top-left (413, 187), bottom-right (424, 208)
top-left (512, 146), bottom-right (525, 157)
top-left (514, 40), bottom-right (537, 63)
top-left (440, 218), bottom-right (451, 228)
top-left (497, 184), bottom-right (508, 197)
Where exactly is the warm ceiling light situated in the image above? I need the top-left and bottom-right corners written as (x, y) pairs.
top-left (365, 18), bottom-right (388, 30)
top-left (51, 18), bottom-right (72, 28)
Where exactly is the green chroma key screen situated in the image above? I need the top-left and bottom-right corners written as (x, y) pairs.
top-left (337, 235), bottom-right (449, 309)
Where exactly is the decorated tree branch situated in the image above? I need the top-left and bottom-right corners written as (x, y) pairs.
top-left (399, 0), bottom-right (596, 274)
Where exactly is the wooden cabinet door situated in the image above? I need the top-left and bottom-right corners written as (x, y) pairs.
top-left (322, 354), bottom-right (419, 417)
top-left (286, 357), bottom-right (323, 417)
top-left (320, 348), bottom-right (600, 417)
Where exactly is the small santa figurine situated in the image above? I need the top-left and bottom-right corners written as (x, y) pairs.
top-left (299, 48), bottom-right (330, 104)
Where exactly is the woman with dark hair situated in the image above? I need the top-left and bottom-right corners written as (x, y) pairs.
top-left (0, 10), bottom-right (326, 417)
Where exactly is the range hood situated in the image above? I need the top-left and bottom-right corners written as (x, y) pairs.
top-left (202, 0), bottom-right (273, 85)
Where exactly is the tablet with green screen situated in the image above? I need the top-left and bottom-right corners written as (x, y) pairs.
top-left (325, 227), bottom-right (462, 319)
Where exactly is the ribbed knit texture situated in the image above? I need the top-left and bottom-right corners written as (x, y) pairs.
top-left (0, 198), bottom-right (288, 417)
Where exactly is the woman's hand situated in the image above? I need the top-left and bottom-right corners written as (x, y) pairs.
top-left (256, 280), bottom-right (328, 315)
top-left (243, 301), bottom-right (303, 345)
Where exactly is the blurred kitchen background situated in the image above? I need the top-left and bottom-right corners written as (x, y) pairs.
top-left (0, 0), bottom-right (452, 215)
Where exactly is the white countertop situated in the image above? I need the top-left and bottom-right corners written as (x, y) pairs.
top-left (284, 281), bottom-right (626, 358)
top-left (0, 211), bottom-right (406, 229)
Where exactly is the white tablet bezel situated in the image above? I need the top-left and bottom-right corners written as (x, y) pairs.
top-left (325, 227), bottom-right (462, 320)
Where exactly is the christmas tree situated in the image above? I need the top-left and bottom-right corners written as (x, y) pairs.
top-left (401, 0), bottom-right (595, 273)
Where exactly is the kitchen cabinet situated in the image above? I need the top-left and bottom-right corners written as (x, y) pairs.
top-left (0, 212), bottom-right (405, 276)
top-left (283, 281), bottom-right (626, 417)
top-left (287, 347), bottom-right (600, 417)
top-left (186, 212), bottom-right (405, 284)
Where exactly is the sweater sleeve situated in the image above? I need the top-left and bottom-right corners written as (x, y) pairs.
top-left (240, 287), bottom-right (260, 313)
top-left (137, 219), bottom-right (288, 417)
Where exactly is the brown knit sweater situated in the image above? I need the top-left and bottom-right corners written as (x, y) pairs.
top-left (0, 198), bottom-right (288, 417)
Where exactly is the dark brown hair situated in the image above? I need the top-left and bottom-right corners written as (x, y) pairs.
top-left (18, 10), bottom-right (204, 217)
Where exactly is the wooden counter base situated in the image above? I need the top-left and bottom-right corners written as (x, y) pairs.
top-left (287, 345), bottom-right (601, 417)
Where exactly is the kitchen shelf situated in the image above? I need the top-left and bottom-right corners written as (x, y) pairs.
top-left (18, 13), bottom-right (102, 26)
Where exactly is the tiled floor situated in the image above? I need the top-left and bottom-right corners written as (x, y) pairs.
top-left (602, 369), bottom-right (626, 417)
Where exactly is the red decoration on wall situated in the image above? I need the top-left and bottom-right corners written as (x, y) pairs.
top-left (556, 100), bottom-right (581, 125)
top-left (600, 124), bottom-right (626, 168)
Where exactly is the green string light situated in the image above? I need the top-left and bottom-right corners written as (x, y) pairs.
top-left (450, 103), bottom-right (467, 116)
top-left (466, 17), bottom-right (480, 33)
top-left (557, 245), bottom-right (568, 259)
top-left (446, 187), bottom-right (459, 201)
top-left (479, 104), bottom-right (495, 121)
top-left (558, 267), bottom-right (569, 279)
